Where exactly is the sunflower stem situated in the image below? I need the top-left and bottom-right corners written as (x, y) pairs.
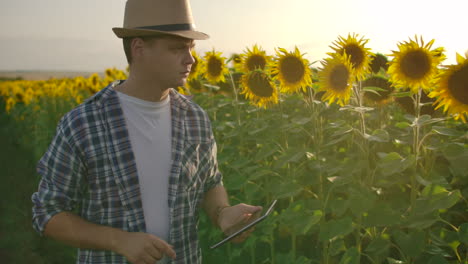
top-left (411, 89), bottom-right (422, 208)
top-left (228, 71), bottom-right (241, 126)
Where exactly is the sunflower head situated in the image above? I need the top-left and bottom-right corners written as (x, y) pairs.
top-left (370, 53), bottom-right (389, 74)
top-left (429, 52), bottom-right (468, 122)
top-left (229, 53), bottom-right (243, 71)
top-left (362, 76), bottom-right (394, 105)
top-left (318, 53), bottom-right (354, 106)
top-left (188, 50), bottom-right (204, 81)
top-left (388, 35), bottom-right (445, 93)
top-left (329, 33), bottom-right (374, 80)
top-left (203, 50), bottom-right (229, 83)
top-left (240, 44), bottom-right (271, 72)
top-left (270, 47), bottom-right (313, 94)
top-left (240, 69), bottom-right (278, 108)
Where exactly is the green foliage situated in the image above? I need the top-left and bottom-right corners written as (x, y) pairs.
top-left (193, 89), bottom-right (468, 264)
top-left (1, 82), bottom-right (467, 264)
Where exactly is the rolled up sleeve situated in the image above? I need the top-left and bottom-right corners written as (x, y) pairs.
top-left (31, 123), bottom-right (85, 236)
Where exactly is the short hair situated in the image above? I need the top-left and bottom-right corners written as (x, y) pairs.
top-left (122, 36), bottom-right (162, 64)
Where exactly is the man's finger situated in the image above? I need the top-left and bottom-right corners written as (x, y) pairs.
top-left (152, 239), bottom-right (176, 260)
top-left (144, 245), bottom-right (162, 261)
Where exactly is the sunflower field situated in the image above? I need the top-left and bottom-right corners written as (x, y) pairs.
top-left (0, 34), bottom-right (467, 264)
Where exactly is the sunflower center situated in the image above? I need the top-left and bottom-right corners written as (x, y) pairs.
top-left (370, 54), bottom-right (389, 74)
top-left (247, 55), bottom-right (267, 71)
top-left (207, 57), bottom-right (222, 77)
top-left (280, 56), bottom-right (305, 83)
top-left (247, 72), bottom-right (274, 98)
top-left (448, 64), bottom-right (468, 104)
top-left (342, 44), bottom-right (364, 69)
top-left (400, 50), bottom-right (431, 79)
top-left (329, 65), bottom-right (349, 92)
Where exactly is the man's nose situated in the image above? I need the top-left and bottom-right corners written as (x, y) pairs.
top-left (185, 51), bottom-right (195, 65)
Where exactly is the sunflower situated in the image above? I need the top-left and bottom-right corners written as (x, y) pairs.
top-left (329, 33), bottom-right (374, 80)
top-left (362, 76), bottom-right (394, 105)
top-left (229, 53), bottom-right (242, 71)
top-left (429, 52), bottom-right (468, 122)
top-left (240, 44), bottom-right (271, 73)
top-left (188, 50), bottom-right (204, 81)
top-left (318, 53), bottom-right (354, 106)
top-left (271, 47), bottom-right (312, 94)
top-left (203, 50), bottom-right (229, 83)
top-left (369, 53), bottom-right (389, 74)
top-left (387, 35), bottom-right (445, 93)
top-left (240, 70), bottom-right (278, 108)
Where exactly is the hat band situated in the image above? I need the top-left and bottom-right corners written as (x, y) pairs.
top-left (136, 23), bottom-right (195, 32)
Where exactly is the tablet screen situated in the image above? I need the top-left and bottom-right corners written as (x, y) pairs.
top-left (210, 199), bottom-right (277, 249)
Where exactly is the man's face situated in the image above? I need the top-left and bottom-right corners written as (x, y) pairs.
top-left (139, 35), bottom-right (195, 89)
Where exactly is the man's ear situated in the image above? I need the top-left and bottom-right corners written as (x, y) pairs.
top-left (131, 37), bottom-right (146, 61)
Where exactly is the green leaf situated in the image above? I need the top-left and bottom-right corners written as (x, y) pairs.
top-left (319, 217), bottom-right (354, 242)
top-left (364, 205), bottom-right (401, 227)
top-left (274, 150), bottom-right (306, 168)
top-left (393, 91), bottom-right (412, 97)
top-left (363, 86), bottom-right (389, 92)
top-left (395, 121), bottom-right (411, 129)
top-left (329, 238), bottom-right (346, 256)
top-left (458, 223), bottom-right (468, 245)
top-left (269, 180), bottom-right (303, 199)
top-left (392, 229), bottom-right (426, 258)
top-left (248, 169), bottom-right (275, 181)
top-left (291, 116), bottom-right (312, 125)
top-left (289, 210), bottom-right (323, 235)
top-left (364, 237), bottom-right (391, 257)
top-left (419, 185), bottom-right (462, 212)
top-left (349, 187), bottom-right (377, 216)
top-left (327, 198), bottom-right (349, 217)
top-left (339, 247), bottom-right (360, 264)
top-left (386, 258), bottom-right (406, 264)
top-left (377, 152), bottom-right (415, 177)
top-left (432, 126), bottom-right (463, 137)
top-left (427, 255), bottom-right (449, 264)
top-left (331, 125), bottom-right (354, 137)
top-left (365, 129), bottom-right (390, 142)
top-left (404, 210), bottom-right (439, 229)
top-left (442, 143), bottom-right (468, 176)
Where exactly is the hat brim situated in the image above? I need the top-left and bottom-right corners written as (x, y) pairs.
top-left (112, 27), bottom-right (209, 40)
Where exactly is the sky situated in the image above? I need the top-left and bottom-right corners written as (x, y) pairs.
top-left (1, 0), bottom-right (467, 72)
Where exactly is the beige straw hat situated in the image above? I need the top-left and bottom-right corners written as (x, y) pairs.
top-left (112, 0), bottom-right (209, 40)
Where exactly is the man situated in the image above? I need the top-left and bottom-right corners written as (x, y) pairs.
top-left (31, 0), bottom-right (261, 263)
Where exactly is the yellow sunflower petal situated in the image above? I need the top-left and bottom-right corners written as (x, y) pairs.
top-left (203, 50), bottom-right (229, 84)
top-left (328, 33), bottom-right (374, 81)
top-left (240, 70), bottom-right (278, 108)
top-left (388, 35), bottom-right (445, 93)
top-left (428, 52), bottom-right (468, 122)
top-left (318, 53), bottom-right (354, 106)
top-left (270, 46), bottom-right (313, 94)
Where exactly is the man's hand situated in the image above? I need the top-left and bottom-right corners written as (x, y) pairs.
top-left (217, 204), bottom-right (262, 243)
top-left (113, 231), bottom-right (176, 264)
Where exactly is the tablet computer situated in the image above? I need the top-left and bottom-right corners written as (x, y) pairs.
top-left (210, 199), bottom-right (278, 249)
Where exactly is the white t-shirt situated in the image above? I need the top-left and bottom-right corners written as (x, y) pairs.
top-left (116, 90), bottom-right (172, 243)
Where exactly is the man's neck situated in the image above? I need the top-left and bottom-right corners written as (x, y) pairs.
top-left (115, 74), bottom-right (170, 102)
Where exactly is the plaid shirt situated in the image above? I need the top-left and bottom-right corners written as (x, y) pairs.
top-left (31, 81), bottom-right (223, 263)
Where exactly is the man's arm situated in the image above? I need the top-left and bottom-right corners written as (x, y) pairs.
top-left (202, 185), bottom-right (262, 242)
top-left (202, 184), bottom-right (230, 228)
top-left (44, 211), bottom-right (176, 263)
